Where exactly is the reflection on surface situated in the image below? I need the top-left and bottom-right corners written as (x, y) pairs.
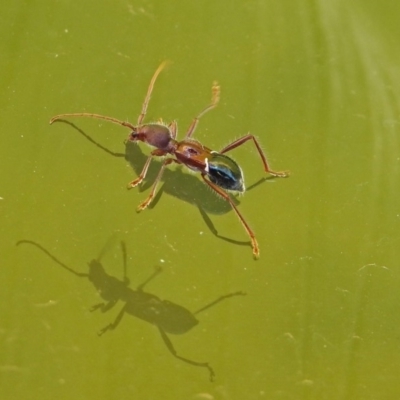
top-left (17, 239), bottom-right (245, 381)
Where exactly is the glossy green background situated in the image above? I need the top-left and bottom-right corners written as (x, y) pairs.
top-left (1, 1), bottom-right (400, 399)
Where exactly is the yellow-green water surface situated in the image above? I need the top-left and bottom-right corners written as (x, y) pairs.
top-left (1, 1), bottom-right (400, 399)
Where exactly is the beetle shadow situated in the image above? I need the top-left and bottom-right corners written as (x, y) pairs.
top-left (17, 239), bottom-right (246, 381)
top-left (53, 120), bottom-right (259, 248)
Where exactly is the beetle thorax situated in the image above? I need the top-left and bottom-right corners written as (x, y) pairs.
top-left (174, 139), bottom-right (210, 172)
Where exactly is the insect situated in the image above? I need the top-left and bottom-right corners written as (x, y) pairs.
top-left (17, 239), bottom-right (245, 381)
top-left (50, 62), bottom-right (289, 258)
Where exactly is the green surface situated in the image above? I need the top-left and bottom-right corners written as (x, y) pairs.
top-left (1, 1), bottom-right (400, 399)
